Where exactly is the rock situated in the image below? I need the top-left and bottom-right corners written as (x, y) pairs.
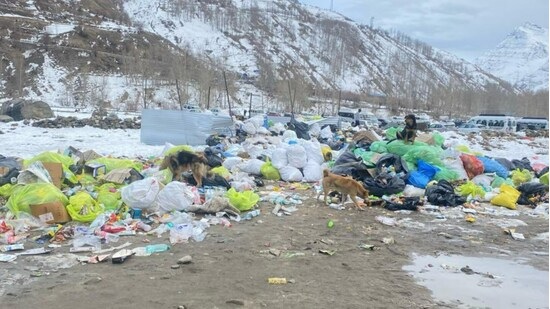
top-left (0, 115), bottom-right (14, 122)
top-left (1, 99), bottom-right (54, 121)
top-left (171, 264), bottom-right (181, 269)
top-left (226, 299), bottom-right (245, 306)
top-left (177, 255), bottom-right (193, 264)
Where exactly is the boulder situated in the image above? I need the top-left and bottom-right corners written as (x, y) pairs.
top-left (0, 115), bottom-right (14, 122)
top-left (1, 99), bottom-right (54, 120)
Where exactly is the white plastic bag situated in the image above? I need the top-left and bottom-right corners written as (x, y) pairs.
top-left (402, 184), bottom-right (425, 197)
top-left (121, 177), bottom-right (161, 209)
top-left (446, 158), bottom-right (469, 180)
top-left (287, 144), bottom-right (307, 169)
top-left (282, 130), bottom-right (298, 141)
top-left (242, 122), bottom-right (257, 135)
top-left (270, 123), bottom-right (286, 134)
top-left (309, 123), bottom-right (321, 137)
top-left (303, 161), bottom-right (323, 182)
top-left (302, 140), bottom-right (324, 165)
top-left (320, 126), bottom-right (333, 140)
top-left (271, 148), bottom-right (288, 169)
top-left (230, 172), bottom-right (256, 191)
top-left (222, 157), bottom-right (244, 171)
top-left (239, 159), bottom-right (265, 175)
top-left (156, 182), bottom-right (197, 213)
top-left (170, 223), bottom-right (193, 244)
top-left (279, 166), bottom-right (303, 182)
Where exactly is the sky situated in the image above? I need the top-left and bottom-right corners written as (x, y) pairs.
top-left (299, 0), bottom-right (549, 62)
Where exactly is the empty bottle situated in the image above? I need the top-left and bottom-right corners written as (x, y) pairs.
top-left (242, 209), bottom-right (261, 220)
top-left (145, 244), bottom-right (170, 254)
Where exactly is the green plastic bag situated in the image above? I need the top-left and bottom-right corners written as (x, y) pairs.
top-left (226, 188), bottom-right (259, 211)
top-left (511, 169), bottom-right (532, 186)
top-left (97, 184), bottom-right (122, 211)
top-left (261, 161), bottom-right (281, 180)
top-left (25, 151), bottom-right (78, 184)
top-left (353, 149), bottom-right (379, 168)
top-left (386, 140), bottom-right (431, 157)
top-left (540, 172), bottom-right (549, 185)
top-left (88, 157), bottom-right (143, 173)
top-left (490, 184), bottom-right (520, 210)
top-left (370, 141), bottom-right (388, 153)
top-left (456, 181), bottom-right (485, 198)
top-left (433, 132), bottom-right (445, 147)
top-left (164, 145), bottom-right (194, 156)
top-left (66, 191), bottom-right (104, 222)
top-left (211, 166), bottom-right (231, 179)
top-left (0, 183), bottom-right (14, 197)
top-left (434, 167), bottom-right (459, 181)
top-left (385, 127), bottom-right (399, 140)
top-left (491, 176), bottom-right (514, 188)
top-left (401, 145), bottom-right (444, 169)
top-left (6, 183), bottom-right (68, 215)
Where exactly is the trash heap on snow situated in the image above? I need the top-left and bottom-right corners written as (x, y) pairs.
top-left (0, 114), bottom-right (548, 263)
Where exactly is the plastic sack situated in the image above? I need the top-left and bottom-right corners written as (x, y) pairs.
top-left (385, 127), bottom-right (398, 140)
top-left (477, 156), bottom-right (509, 178)
top-left (460, 154), bottom-right (484, 179)
top-left (386, 140), bottom-right (431, 157)
top-left (230, 172), bottom-right (256, 191)
top-left (402, 184), bottom-right (425, 197)
top-left (260, 161), bottom-right (281, 181)
top-left (0, 156), bottom-right (21, 186)
top-left (226, 188), bottom-right (259, 211)
top-left (491, 176), bottom-right (514, 188)
top-left (242, 122), bottom-right (257, 135)
top-left (282, 130), bottom-right (298, 141)
top-left (401, 146), bottom-right (444, 169)
top-left (444, 158), bottom-right (469, 180)
top-left (321, 146), bottom-right (332, 161)
top-left (471, 174), bottom-right (493, 190)
top-left (490, 184), bottom-right (520, 210)
top-left (320, 126), bottom-right (333, 140)
top-left (287, 144), bottom-right (307, 169)
top-left (363, 174), bottom-right (406, 197)
top-left (66, 191), bottom-right (104, 222)
top-left (6, 183), bottom-right (69, 215)
top-left (369, 141), bottom-right (388, 153)
top-left (517, 182), bottom-right (549, 206)
top-left (433, 167), bottom-right (460, 182)
top-left (456, 181), bottom-right (485, 198)
top-left (432, 132), bottom-right (445, 147)
top-left (406, 160), bottom-right (439, 189)
top-left (309, 123), bottom-right (321, 137)
top-left (511, 169), bottom-right (532, 186)
top-left (303, 161), bottom-right (323, 182)
top-left (157, 182), bottom-right (196, 213)
top-left (303, 140), bottom-right (324, 165)
top-left (88, 157), bottom-right (143, 173)
top-left (239, 159), bottom-right (265, 175)
top-left (279, 166), bottom-right (303, 182)
top-left (121, 177), bottom-right (161, 209)
top-left (354, 149), bottom-right (379, 168)
top-left (0, 183), bottom-right (14, 197)
top-left (210, 166), bottom-right (231, 179)
top-left (97, 184), bottom-right (121, 210)
top-left (271, 148), bottom-right (288, 169)
top-left (425, 180), bottom-right (466, 207)
top-left (222, 157), bottom-right (244, 171)
top-left (540, 172), bottom-right (549, 185)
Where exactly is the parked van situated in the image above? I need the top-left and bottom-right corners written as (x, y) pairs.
top-left (516, 117), bottom-right (548, 131)
top-left (467, 114), bottom-right (516, 132)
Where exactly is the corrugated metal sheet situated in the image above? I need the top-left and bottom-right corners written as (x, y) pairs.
top-left (140, 109), bottom-right (234, 146)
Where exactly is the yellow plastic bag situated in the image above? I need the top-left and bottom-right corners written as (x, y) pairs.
top-left (260, 161), bottom-right (281, 181)
top-left (490, 184), bottom-right (520, 210)
top-left (211, 166), bottom-right (231, 179)
top-left (96, 184), bottom-right (122, 211)
top-left (87, 157), bottom-right (143, 173)
top-left (0, 183), bottom-right (14, 197)
top-left (6, 183), bottom-right (68, 215)
top-left (226, 188), bottom-right (259, 211)
top-left (456, 181), bottom-right (485, 198)
top-left (66, 191), bottom-right (104, 222)
top-left (321, 146), bottom-right (332, 161)
top-left (25, 151), bottom-right (78, 184)
top-left (511, 169), bottom-right (532, 186)
top-left (540, 172), bottom-right (549, 185)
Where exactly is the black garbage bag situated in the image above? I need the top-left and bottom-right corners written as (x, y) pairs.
top-left (517, 182), bottom-right (549, 206)
top-left (331, 162), bottom-right (371, 180)
top-left (183, 172), bottom-right (231, 189)
top-left (512, 157), bottom-right (533, 171)
top-left (376, 153), bottom-right (409, 175)
top-left (203, 147), bottom-right (223, 168)
top-left (363, 173), bottom-right (406, 197)
top-left (0, 155), bottom-right (21, 186)
top-left (425, 180), bottom-right (466, 207)
top-left (288, 117), bottom-right (310, 140)
top-left (326, 139), bottom-right (345, 150)
top-left (333, 148), bottom-right (360, 166)
top-left (384, 196), bottom-right (420, 211)
top-left (206, 134), bottom-right (224, 147)
top-left (536, 166), bottom-right (549, 179)
top-left (494, 157), bottom-right (514, 171)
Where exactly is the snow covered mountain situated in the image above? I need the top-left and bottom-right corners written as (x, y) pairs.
top-left (475, 22), bottom-right (549, 92)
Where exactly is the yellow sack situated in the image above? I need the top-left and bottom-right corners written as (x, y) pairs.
top-left (66, 191), bottom-right (104, 222)
top-left (211, 166), bottom-right (231, 179)
top-left (226, 188), bottom-right (259, 211)
top-left (260, 161), bottom-right (281, 181)
top-left (96, 184), bottom-right (122, 211)
top-left (321, 146), bottom-right (332, 161)
top-left (6, 183), bottom-right (68, 215)
top-left (490, 184), bottom-right (520, 210)
top-left (511, 169), bottom-right (532, 186)
top-left (456, 181), bottom-right (485, 198)
top-left (540, 172), bottom-right (549, 185)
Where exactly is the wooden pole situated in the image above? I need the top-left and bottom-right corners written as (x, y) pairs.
top-left (206, 85), bottom-right (211, 110)
top-left (175, 79), bottom-right (182, 110)
top-left (223, 71), bottom-right (232, 117)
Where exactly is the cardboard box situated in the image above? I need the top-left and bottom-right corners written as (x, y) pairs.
top-left (42, 162), bottom-right (63, 188)
top-left (30, 201), bottom-right (71, 224)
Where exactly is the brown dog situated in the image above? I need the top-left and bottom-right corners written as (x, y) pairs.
top-left (318, 169), bottom-right (370, 210)
top-left (160, 150), bottom-right (209, 187)
top-left (397, 114), bottom-right (417, 144)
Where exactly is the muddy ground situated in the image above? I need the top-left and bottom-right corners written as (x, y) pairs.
top-left (1, 188), bottom-right (548, 309)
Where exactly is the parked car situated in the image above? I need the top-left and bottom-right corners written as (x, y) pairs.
top-left (457, 123), bottom-right (481, 133)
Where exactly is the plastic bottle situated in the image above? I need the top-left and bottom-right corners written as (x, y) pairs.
top-left (145, 244), bottom-right (170, 254)
top-left (242, 209), bottom-right (261, 220)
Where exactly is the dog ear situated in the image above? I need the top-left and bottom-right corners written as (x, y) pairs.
top-left (169, 156), bottom-right (179, 170)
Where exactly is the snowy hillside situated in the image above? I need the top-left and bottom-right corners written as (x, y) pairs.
top-left (475, 23), bottom-right (549, 92)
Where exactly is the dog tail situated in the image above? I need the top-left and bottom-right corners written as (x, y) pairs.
top-left (323, 169), bottom-right (330, 177)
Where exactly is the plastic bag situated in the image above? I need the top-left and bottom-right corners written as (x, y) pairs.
top-left (444, 158), bottom-right (469, 180)
top-left (386, 140), bottom-right (431, 157)
top-left (287, 144), bottom-right (307, 169)
top-left (363, 174), bottom-right (406, 197)
top-left (279, 166), bottom-right (303, 182)
top-left (282, 130), bottom-right (298, 141)
top-left (302, 140), bottom-right (324, 165)
top-left (402, 184), bottom-right (425, 197)
top-left (6, 183), bottom-right (68, 215)
top-left (271, 148), bottom-right (288, 169)
top-left (406, 160), bottom-right (439, 189)
top-left (156, 182), bottom-right (196, 213)
top-left (456, 181), bottom-right (485, 198)
top-left (369, 141), bottom-right (388, 153)
top-left (320, 126), bottom-right (333, 140)
top-left (0, 156), bottom-right (21, 186)
top-left (477, 156), bottom-right (509, 178)
top-left (471, 174), bottom-right (493, 190)
top-left (66, 191), bottom-right (104, 222)
top-left (24, 151), bottom-right (77, 184)
top-left (490, 184), bottom-right (520, 210)
top-left (239, 159), bottom-right (265, 175)
top-left (222, 157), bottom-right (244, 171)
top-left (385, 127), bottom-right (398, 140)
top-left (0, 183), bottom-right (14, 197)
top-left (353, 149), bottom-right (379, 168)
top-left (303, 161), bottom-right (323, 182)
top-left (260, 161), bottom-right (281, 181)
top-left (433, 167), bottom-right (460, 182)
top-left (433, 132), bottom-right (444, 147)
top-left (511, 169), bottom-right (532, 186)
top-left (121, 177), bottom-right (161, 209)
top-left (402, 146), bottom-right (444, 169)
top-left (226, 188), bottom-right (259, 211)
top-left (96, 184), bottom-right (121, 211)
top-left (425, 180), bottom-right (466, 206)
top-left (210, 166), bottom-right (231, 179)
top-left (540, 172), bottom-right (549, 185)
top-left (88, 157), bottom-right (143, 173)
top-left (460, 154), bottom-right (484, 179)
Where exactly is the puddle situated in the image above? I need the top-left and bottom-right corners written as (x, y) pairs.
top-left (404, 254), bottom-right (549, 308)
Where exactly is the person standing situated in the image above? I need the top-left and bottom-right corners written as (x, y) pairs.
top-left (354, 109), bottom-right (361, 127)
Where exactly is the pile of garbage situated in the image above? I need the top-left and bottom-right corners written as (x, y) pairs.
top-left (0, 114), bottom-right (548, 264)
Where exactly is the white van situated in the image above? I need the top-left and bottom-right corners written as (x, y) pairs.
top-left (467, 114), bottom-right (517, 132)
top-left (516, 117), bottom-right (548, 131)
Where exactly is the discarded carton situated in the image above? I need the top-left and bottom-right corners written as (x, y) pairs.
top-left (42, 162), bottom-right (63, 188)
top-left (30, 201), bottom-right (71, 224)
top-left (415, 133), bottom-right (435, 145)
top-left (102, 168), bottom-right (144, 184)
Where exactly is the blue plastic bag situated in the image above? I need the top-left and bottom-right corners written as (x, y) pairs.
top-left (407, 160), bottom-right (440, 188)
top-left (477, 156), bottom-right (509, 178)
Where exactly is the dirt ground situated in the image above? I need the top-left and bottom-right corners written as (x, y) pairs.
top-left (1, 187), bottom-right (548, 309)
